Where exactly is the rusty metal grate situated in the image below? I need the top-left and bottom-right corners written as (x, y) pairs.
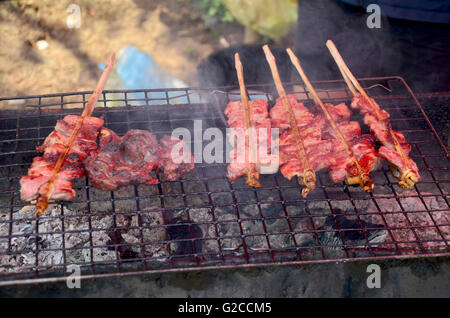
top-left (0, 76), bottom-right (448, 285)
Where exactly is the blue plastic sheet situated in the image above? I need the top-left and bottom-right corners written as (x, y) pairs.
top-left (98, 46), bottom-right (190, 105)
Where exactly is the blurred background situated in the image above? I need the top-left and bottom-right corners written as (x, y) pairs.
top-left (0, 0), bottom-right (449, 97)
top-left (0, 0), bottom-right (288, 97)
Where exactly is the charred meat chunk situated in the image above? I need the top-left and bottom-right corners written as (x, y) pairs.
top-left (84, 129), bottom-right (159, 191)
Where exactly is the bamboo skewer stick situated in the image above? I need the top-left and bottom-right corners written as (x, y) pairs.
top-left (286, 48), bottom-right (373, 191)
top-left (234, 53), bottom-right (261, 187)
top-left (262, 45), bottom-right (316, 197)
top-left (36, 53), bottom-right (116, 216)
top-left (326, 40), bottom-right (418, 189)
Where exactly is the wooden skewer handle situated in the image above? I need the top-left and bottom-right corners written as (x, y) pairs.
top-left (234, 53), bottom-right (261, 187)
top-left (83, 52), bottom-right (116, 117)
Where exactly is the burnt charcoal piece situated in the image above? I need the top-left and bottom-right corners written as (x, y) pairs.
top-left (318, 213), bottom-right (385, 246)
top-left (167, 217), bottom-right (203, 256)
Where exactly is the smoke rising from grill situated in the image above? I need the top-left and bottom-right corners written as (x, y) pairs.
top-left (293, 0), bottom-right (450, 92)
top-left (197, 1), bottom-right (450, 93)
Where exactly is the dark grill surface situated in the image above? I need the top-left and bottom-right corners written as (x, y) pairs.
top-left (0, 77), bottom-right (449, 285)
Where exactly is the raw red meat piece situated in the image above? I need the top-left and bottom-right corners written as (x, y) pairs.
top-left (325, 102), bottom-right (352, 123)
top-left (321, 119), bottom-right (380, 183)
top-left (84, 128), bottom-right (195, 190)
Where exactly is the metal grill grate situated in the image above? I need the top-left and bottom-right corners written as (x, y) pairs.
top-left (0, 77), bottom-right (449, 285)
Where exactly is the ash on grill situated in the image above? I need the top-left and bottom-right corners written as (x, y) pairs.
top-left (2, 184), bottom-right (448, 274)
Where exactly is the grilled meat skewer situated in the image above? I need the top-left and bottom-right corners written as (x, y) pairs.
top-left (20, 53), bottom-right (115, 216)
top-left (263, 45), bottom-right (316, 197)
top-left (272, 95), bottom-right (335, 182)
top-left (233, 53), bottom-right (261, 187)
top-left (84, 128), bottom-right (159, 191)
top-left (326, 40), bottom-right (419, 189)
top-left (20, 115), bottom-right (104, 203)
top-left (286, 48), bottom-right (376, 191)
top-left (224, 98), bottom-right (277, 183)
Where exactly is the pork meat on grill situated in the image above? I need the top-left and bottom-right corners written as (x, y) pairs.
top-left (84, 129), bottom-right (195, 190)
top-left (20, 115), bottom-right (104, 201)
top-left (158, 136), bottom-right (195, 181)
top-left (84, 128), bottom-right (159, 191)
top-left (351, 93), bottom-right (420, 184)
top-left (270, 94), bottom-right (315, 130)
top-left (277, 114), bottom-right (335, 180)
top-left (224, 99), bottom-right (278, 183)
top-left (272, 95), bottom-right (336, 180)
top-left (272, 95), bottom-right (381, 184)
top-left (323, 121), bottom-right (381, 183)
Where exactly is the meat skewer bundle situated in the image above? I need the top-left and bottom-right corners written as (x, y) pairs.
top-left (20, 53), bottom-right (116, 216)
top-left (326, 40), bottom-right (420, 189)
top-left (20, 53), bottom-right (196, 215)
top-left (225, 53), bottom-right (262, 187)
top-left (286, 48), bottom-right (378, 191)
top-left (263, 45), bottom-right (316, 197)
top-left (272, 94), bottom-right (335, 185)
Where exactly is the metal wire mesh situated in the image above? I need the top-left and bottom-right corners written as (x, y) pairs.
top-left (0, 77), bottom-right (448, 285)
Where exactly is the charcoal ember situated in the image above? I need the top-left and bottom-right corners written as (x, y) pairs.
top-left (214, 206), bottom-right (238, 221)
top-left (292, 191), bottom-right (449, 255)
top-left (293, 212), bottom-right (386, 259)
top-left (82, 231), bottom-right (116, 263)
top-left (66, 213), bottom-right (115, 264)
top-left (187, 208), bottom-right (220, 257)
top-left (317, 214), bottom-right (384, 251)
top-left (362, 192), bottom-right (450, 253)
top-left (166, 212), bottom-right (203, 257)
top-left (217, 221), bottom-right (242, 251)
top-left (111, 209), bottom-right (168, 260)
top-left (0, 205), bottom-right (117, 274)
top-left (241, 219), bottom-right (270, 251)
top-left (305, 199), bottom-right (372, 215)
top-left (294, 215), bottom-right (327, 247)
top-left (129, 210), bottom-right (167, 259)
top-left (0, 205), bottom-right (64, 273)
top-left (266, 233), bottom-right (295, 250)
